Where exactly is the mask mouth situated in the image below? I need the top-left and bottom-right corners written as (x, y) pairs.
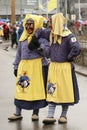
top-left (27, 28), bottom-right (34, 34)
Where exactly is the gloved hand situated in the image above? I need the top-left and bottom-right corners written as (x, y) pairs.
top-left (28, 42), bottom-right (36, 50)
top-left (28, 36), bottom-right (40, 50)
top-left (67, 55), bottom-right (73, 62)
top-left (67, 58), bottom-right (73, 62)
top-left (14, 69), bottom-right (18, 77)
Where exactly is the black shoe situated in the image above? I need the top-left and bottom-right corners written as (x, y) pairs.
top-left (42, 117), bottom-right (56, 125)
top-left (3, 48), bottom-right (8, 51)
top-left (8, 114), bottom-right (23, 121)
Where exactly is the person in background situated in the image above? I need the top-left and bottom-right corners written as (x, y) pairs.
top-left (17, 22), bottom-right (24, 41)
top-left (8, 14), bottom-right (50, 121)
top-left (42, 13), bottom-right (81, 125)
top-left (3, 23), bottom-right (9, 40)
top-left (0, 24), bottom-right (3, 43)
top-left (10, 26), bottom-right (18, 48)
top-left (74, 20), bottom-right (80, 36)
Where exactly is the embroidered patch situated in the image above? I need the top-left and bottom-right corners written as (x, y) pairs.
top-left (71, 37), bottom-right (77, 42)
top-left (47, 83), bottom-right (56, 94)
top-left (17, 72), bottom-right (30, 88)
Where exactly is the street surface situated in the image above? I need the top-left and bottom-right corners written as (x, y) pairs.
top-left (0, 46), bottom-right (87, 130)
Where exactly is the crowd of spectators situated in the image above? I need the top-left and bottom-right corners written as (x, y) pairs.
top-left (68, 20), bottom-right (87, 37)
top-left (0, 22), bottom-right (24, 48)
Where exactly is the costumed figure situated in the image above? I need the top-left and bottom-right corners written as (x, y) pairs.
top-left (42, 13), bottom-right (81, 124)
top-left (8, 14), bottom-right (50, 121)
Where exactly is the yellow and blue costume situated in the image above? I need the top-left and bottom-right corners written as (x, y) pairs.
top-left (46, 13), bottom-right (80, 105)
top-left (14, 14), bottom-right (48, 110)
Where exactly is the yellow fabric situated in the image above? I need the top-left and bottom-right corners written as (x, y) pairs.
top-left (19, 14), bottom-right (45, 44)
top-left (50, 13), bottom-right (72, 44)
top-left (47, 62), bottom-right (74, 103)
top-left (0, 29), bottom-right (3, 36)
top-left (48, 0), bottom-right (57, 12)
top-left (39, 0), bottom-right (57, 13)
top-left (15, 59), bottom-right (45, 101)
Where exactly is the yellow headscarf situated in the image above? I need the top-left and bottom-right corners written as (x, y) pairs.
top-left (19, 14), bottom-right (45, 44)
top-left (50, 13), bottom-right (72, 44)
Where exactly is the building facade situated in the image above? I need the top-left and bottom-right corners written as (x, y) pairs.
top-left (0, 0), bottom-right (87, 20)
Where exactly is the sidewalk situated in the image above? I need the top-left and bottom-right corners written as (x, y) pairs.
top-left (75, 64), bottom-right (87, 77)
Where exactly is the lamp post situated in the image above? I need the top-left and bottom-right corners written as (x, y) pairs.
top-left (46, 0), bottom-right (48, 17)
top-left (65, 0), bottom-right (67, 18)
top-left (56, 0), bottom-right (60, 13)
top-left (10, 0), bottom-right (16, 25)
top-left (20, 0), bottom-right (23, 20)
top-left (78, 0), bottom-right (81, 19)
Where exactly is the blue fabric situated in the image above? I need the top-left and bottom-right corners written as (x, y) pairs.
top-left (15, 99), bottom-right (47, 110)
top-left (13, 39), bottom-right (49, 70)
top-left (71, 67), bottom-right (80, 104)
top-left (50, 34), bottom-right (81, 62)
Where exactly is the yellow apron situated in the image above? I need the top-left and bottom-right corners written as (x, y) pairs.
top-left (47, 62), bottom-right (74, 103)
top-left (15, 58), bottom-right (45, 101)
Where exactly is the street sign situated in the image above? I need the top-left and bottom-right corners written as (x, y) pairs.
top-left (24, 8), bottom-right (38, 14)
top-left (25, 0), bottom-right (39, 14)
top-left (27, 0), bottom-right (38, 8)
top-left (71, 14), bottom-right (76, 20)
